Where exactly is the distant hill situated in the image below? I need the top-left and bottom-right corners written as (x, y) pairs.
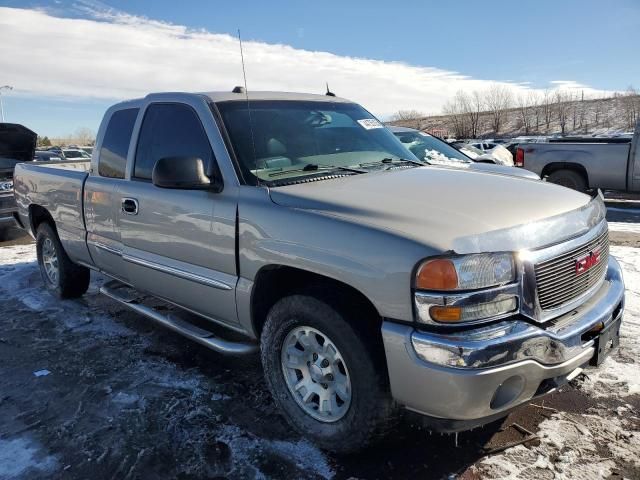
top-left (388, 93), bottom-right (640, 139)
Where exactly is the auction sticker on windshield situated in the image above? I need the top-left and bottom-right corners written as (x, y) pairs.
top-left (357, 119), bottom-right (383, 130)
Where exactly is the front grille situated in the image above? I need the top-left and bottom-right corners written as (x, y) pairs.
top-left (534, 229), bottom-right (609, 310)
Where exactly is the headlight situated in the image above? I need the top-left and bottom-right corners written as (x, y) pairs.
top-left (414, 253), bottom-right (518, 325)
top-left (0, 181), bottom-right (13, 192)
top-left (416, 253), bottom-right (515, 291)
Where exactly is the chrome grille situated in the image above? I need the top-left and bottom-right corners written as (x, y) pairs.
top-left (534, 229), bottom-right (609, 310)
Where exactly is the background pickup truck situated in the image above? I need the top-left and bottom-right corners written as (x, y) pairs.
top-left (14, 90), bottom-right (625, 453)
top-left (515, 120), bottom-right (640, 192)
top-left (0, 122), bottom-right (37, 237)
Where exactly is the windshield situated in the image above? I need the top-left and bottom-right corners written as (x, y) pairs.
top-left (393, 131), bottom-right (471, 164)
top-left (217, 100), bottom-right (419, 184)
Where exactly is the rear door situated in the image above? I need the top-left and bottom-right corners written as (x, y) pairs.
top-left (85, 107), bottom-right (139, 281)
top-left (117, 101), bottom-right (240, 330)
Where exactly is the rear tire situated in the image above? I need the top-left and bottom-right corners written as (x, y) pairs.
top-left (547, 169), bottom-right (587, 192)
top-left (260, 293), bottom-right (397, 453)
top-left (36, 222), bottom-right (90, 298)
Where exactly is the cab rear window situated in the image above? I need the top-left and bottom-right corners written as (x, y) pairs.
top-left (98, 108), bottom-right (139, 179)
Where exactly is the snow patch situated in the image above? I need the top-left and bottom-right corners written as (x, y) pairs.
top-left (216, 424), bottom-right (334, 479)
top-left (477, 410), bottom-right (638, 479)
top-left (578, 246), bottom-right (640, 398)
top-left (608, 221), bottom-right (640, 234)
top-left (0, 437), bottom-right (58, 479)
top-left (0, 244), bottom-right (133, 338)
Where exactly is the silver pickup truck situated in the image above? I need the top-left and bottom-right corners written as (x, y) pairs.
top-left (515, 121), bottom-right (640, 192)
top-left (13, 90), bottom-right (624, 453)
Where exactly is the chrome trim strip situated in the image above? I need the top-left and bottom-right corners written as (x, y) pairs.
top-left (90, 241), bottom-right (123, 256)
top-left (122, 254), bottom-right (233, 291)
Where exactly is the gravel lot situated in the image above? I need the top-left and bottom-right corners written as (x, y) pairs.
top-left (0, 208), bottom-right (639, 480)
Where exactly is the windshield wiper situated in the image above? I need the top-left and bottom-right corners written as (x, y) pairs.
top-left (268, 163), bottom-right (367, 178)
top-left (358, 157), bottom-right (426, 169)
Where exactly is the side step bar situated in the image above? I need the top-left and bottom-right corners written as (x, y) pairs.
top-left (100, 280), bottom-right (258, 355)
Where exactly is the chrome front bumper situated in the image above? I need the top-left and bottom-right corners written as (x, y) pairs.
top-left (382, 256), bottom-right (624, 426)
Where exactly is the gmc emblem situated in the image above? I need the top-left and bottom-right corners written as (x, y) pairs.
top-left (575, 248), bottom-right (601, 275)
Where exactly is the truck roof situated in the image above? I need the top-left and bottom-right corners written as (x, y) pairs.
top-left (107, 91), bottom-right (355, 113)
top-left (202, 91), bottom-right (353, 104)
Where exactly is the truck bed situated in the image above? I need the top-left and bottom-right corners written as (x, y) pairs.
top-left (14, 160), bottom-right (90, 242)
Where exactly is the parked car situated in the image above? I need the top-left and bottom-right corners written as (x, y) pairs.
top-left (0, 123), bottom-right (37, 237)
top-left (469, 141), bottom-right (499, 151)
top-left (515, 121), bottom-right (640, 191)
top-left (14, 90), bottom-right (624, 452)
top-left (44, 146), bottom-right (67, 159)
top-left (79, 146), bottom-right (94, 155)
top-left (389, 127), bottom-right (538, 179)
top-left (34, 150), bottom-right (64, 161)
top-left (62, 148), bottom-right (91, 159)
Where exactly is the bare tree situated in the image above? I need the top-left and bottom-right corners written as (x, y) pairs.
top-left (554, 91), bottom-right (571, 135)
top-left (388, 110), bottom-right (426, 130)
top-left (542, 89), bottom-right (554, 130)
top-left (620, 86), bottom-right (640, 130)
top-left (449, 90), bottom-right (483, 138)
top-left (593, 100), bottom-right (603, 127)
top-left (516, 92), bottom-right (536, 135)
top-left (485, 84), bottom-right (512, 134)
top-left (442, 95), bottom-right (469, 138)
top-left (74, 127), bottom-right (96, 146)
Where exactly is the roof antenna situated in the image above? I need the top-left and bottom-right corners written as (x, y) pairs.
top-left (237, 29), bottom-right (262, 184)
top-left (325, 82), bottom-right (335, 97)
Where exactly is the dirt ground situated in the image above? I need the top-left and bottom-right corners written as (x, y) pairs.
top-left (0, 208), bottom-right (638, 480)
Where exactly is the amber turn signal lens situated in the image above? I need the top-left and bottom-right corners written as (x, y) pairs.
top-left (429, 306), bottom-right (462, 322)
top-left (416, 259), bottom-right (458, 290)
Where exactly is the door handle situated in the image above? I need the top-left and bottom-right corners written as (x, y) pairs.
top-left (121, 198), bottom-right (139, 215)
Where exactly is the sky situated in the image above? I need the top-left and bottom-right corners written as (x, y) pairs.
top-left (0, 0), bottom-right (638, 137)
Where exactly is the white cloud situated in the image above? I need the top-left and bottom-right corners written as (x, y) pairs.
top-left (0, 6), bottom-right (613, 118)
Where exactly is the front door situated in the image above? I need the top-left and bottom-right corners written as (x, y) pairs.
top-left (117, 102), bottom-right (239, 329)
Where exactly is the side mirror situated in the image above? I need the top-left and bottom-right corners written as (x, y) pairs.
top-left (152, 156), bottom-right (217, 190)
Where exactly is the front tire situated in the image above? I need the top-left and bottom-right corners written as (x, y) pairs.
top-left (260, 293), bottom-right (396, 453)
top-left (36, 222), bottom-right (90, 298)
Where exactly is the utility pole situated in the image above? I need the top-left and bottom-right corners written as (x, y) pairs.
top-left (0, 85), bottom-right (13, 122)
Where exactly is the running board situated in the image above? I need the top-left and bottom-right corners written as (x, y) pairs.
top-left (100, 280), bottom-right (258, 355)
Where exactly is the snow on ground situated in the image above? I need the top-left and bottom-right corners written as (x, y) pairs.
top-left (475, 246), bottom-right (640, 479)
top-left (0, 437), bottom-right (58, 480)
top-left (577, 246), bottom-right (640, 398)
top-left (0, 243), bottom-right (334, 480)
top-left (608, 221), bottom-right (640, 234)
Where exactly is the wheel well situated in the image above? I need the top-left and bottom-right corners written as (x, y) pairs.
top-left (541, 162), bottom-right (589, 187)
top-left (29, 205), bottom-right (55, 235)
top-left (251, 265), bottom-right (381, 337)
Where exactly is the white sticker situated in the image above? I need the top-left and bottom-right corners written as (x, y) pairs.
top-left (357, 118), bottom-right (383, 130)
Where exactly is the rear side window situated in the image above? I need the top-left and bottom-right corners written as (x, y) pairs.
top-left (98, 108), bottom-right (138, 178)
top-left (134, 103), bottom-right (213, 180)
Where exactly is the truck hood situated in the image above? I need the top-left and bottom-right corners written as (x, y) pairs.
top-left (268, 166), bottom-right (601, 253)
top-left (435, 161), bottom-right (540, 180)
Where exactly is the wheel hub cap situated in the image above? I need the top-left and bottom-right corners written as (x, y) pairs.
top-left (281, 326), bottom-right (352, 422)
top-left (42, 238), bottom-right (59, 284)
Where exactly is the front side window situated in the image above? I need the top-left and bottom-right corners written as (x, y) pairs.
top-left (217, 100), bottom-right (417, 184)
top-left (134, 103), bottom-right (213, 180)
top-left (98, 108), bottom-right (138, 179)
top-left (394, 131), bottom-right (472, 165)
